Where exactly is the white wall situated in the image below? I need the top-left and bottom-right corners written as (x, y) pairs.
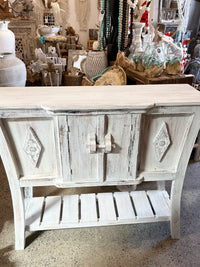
top-left (67, 0), bottom-right (99, 49)
top-left (31, 0), bottom-right (99, 48)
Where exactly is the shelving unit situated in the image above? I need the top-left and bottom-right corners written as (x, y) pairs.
top-left (25, 190), bottom-right (171, 231)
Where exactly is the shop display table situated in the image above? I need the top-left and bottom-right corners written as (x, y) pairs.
top-left (126, 69), bottom-right (193, 85)
top-left (0, 84), bottom-right (200, 250)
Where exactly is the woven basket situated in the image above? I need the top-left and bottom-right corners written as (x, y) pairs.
top-left (62, 73), bottom-right (83, 86)
top-left (94, 65), bottom-right (127, 86)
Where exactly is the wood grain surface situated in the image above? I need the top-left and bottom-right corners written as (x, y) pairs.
top-left (0, 85), bottom-right (200, 110)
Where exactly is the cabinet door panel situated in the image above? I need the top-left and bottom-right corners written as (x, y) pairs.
top-left (3, 118), bottom-right (59, 179)
top-left (68, 115), bottom-right (98, 182)
top-left (106, 114), bottom-right (140, 181)
top-left (140, 114), bottom-right (194, 172)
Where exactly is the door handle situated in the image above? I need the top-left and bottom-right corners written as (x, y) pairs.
top-left (103, 133), bottom-right (116, 153)
top-left (87, 133), bottom-right (116, 153)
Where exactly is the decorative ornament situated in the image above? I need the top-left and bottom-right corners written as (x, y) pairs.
top-left (24, 127), bottom-right (43, 167)
top-left (153, 122), bottom-right (171, 162)
top-left (140, 0), bottom-right (152, 33)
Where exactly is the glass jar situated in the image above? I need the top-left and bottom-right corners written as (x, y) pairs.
top-left (163, 42), bottom-right (183, 64)
top-left (142, 42), bottom-right (165, 69)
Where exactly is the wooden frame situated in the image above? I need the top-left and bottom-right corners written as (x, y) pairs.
top-left (67, 49), bottom-right (87, 71)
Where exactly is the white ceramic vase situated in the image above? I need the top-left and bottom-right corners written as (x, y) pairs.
top-left (0, 53), bottom-right (26, 87)
top-left (0, 21), bottom-right (15, 56)
top-left (129, 22), bottom-right (145, 57)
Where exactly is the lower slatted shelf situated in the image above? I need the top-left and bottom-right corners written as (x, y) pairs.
top-left (25, 190), bottom-right (171, 231)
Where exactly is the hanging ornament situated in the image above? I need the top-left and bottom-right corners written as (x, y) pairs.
top-left (140, 0), bottom-right (152, 33)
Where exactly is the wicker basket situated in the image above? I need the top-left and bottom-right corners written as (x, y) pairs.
top-left (94, 65), bottom-right (127, 86)
top-left (62, 73), bottom-right (83, 86)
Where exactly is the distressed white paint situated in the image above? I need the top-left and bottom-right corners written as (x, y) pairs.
top-left (130, 191), bottom-right (154, 219)
top-left (0, 84), bottom-right (200, 249)
top-left (62, 195), bottom-right (79, 224)
top-left (41, 196), bottom-right (62, 226)
top-left (114, 192), bottom-right (136, 220)
top-left (97, 193), bottom-right (116, 222)
top-left (24, 190), bottom-right (171, 232)
top-left (80, 193), bottom-right (97, 223)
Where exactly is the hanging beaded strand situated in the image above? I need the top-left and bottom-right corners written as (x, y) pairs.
top-left (125, 2), bottom-right (130, 49)
top-left (127, 6), bottom-right (134, 49)
top-left (106, 0), bottom-right (110, 40)
top-left (120, 0), bottom-right (128, 51)
top-left (99, 0), bottom-right (105, 50)
top-left (119, 0), bottom-right (137, 52)
top-left (103, 0), bottom-right (107, 48)
top-left (107, 0), bottom-right (119, 61)
top-left (118, 0), bottom-right (123, 51)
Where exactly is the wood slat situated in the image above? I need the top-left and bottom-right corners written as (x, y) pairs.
top-left (130, 191), bottom-right (154, 219)
top-left (41, 196), bottom-right (61, 226)
top-left (62, 195), bottom-right (79, 224)
top-left (25, 197), bottom-right (44, 227)
top-left (80, 193), bottom-right (97, 223)
top-left (114, 192), bottom-right (136, 220)
top-left (147, 190), bottom-right (170, 217)
top-left (97, 193), bottom-right (116, 222)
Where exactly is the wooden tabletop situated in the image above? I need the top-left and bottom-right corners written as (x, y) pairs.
top-left (0, 84), bottom-right (199, 111)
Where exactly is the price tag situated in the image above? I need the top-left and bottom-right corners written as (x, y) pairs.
top-left (156, 47), bottom-right (165, 62)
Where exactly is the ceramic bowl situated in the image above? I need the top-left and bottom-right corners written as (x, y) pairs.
top-left (38, 26), bottom-right (60, 37)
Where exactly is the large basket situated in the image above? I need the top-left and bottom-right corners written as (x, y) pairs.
top-left (62, 73), bottom-right (83, 86)
top-left (94, 65), bottom-right (127, 86)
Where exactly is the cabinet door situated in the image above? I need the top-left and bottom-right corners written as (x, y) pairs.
top-left (105, 114), bottom-right (141, 181)
top-left (140, 114), bottom-right (194, 172)
top-left (3, 118), bottom-right (59, 180)
top-left (67, 115), bottom-right (99, 182)
top-left (62, 114), bottom-right (141, 184)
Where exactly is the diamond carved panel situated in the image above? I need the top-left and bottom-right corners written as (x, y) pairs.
top-left (153, 122), bottom-right (171, 162)
top-left (24, 127), bottom-right (43, 167)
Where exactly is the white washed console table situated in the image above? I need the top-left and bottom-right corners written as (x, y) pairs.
top-left (0, 84), bottom-right (200, 250)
